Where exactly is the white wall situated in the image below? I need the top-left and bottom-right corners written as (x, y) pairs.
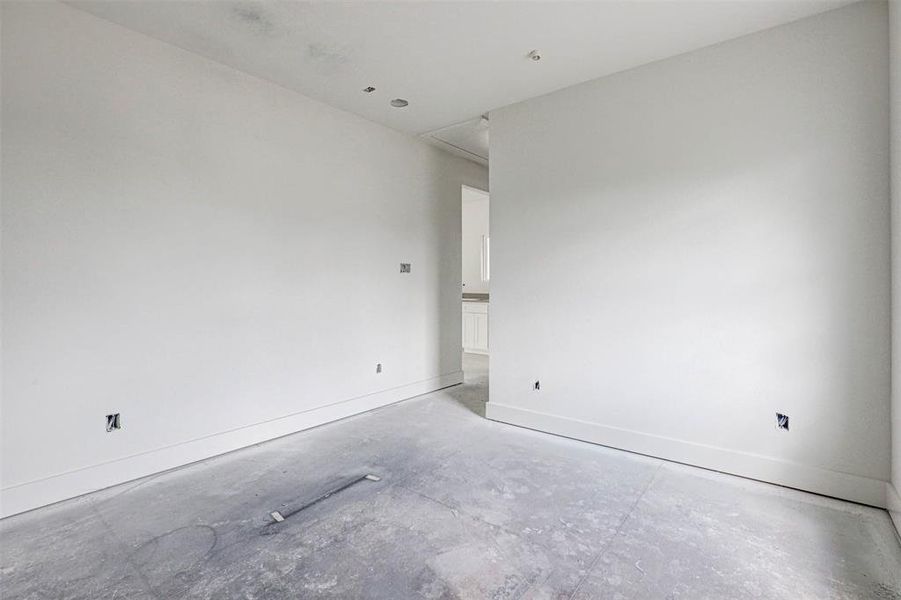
top-left (889, 0), bottom-right (901, 533)
top-left (488, 2), bottom-right (891, 507)
top-left (0, 1), bottom-right (487, 517)
top-left (462, 186), bottom-right (490, 295)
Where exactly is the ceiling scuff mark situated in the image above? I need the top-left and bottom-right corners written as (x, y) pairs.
top-left (229, 3), bottom-right (277, 37)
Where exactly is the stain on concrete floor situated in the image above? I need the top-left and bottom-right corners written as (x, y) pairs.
top-left (2, 354), bottom-right (900, 599)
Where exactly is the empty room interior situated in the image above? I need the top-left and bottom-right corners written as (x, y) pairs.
top-left (2, 0), bottom-right (901, 598)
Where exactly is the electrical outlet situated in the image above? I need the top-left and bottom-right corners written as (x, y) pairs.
top-left (376, 363), bottom-right (382, 374)
top-left (776, 413), bottom-right (789, 431)
top-left (106, 413), bottom-right (121, 432)
top-left (400, 263), bottom-right (411, 273)
top-left (533, 380), bottom-right (540, 391)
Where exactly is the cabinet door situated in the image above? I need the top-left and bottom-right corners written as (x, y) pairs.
top-left (463, 303), bottom-right (489, 354)
top-left (463, 311), bottom-right (477, 350)
top-left (474, 313), bottom-right (489, 352)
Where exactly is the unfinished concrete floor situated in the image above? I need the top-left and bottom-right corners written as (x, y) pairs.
top-left (2, 354), bottom-right (901, 599)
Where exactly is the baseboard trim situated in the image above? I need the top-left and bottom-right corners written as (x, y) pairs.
top-left (888, 482), bottom-right (901, 540)
top-left (1, 371), bottom-right (464, 519)
top-left (486, 402), bottom-right (887, 508)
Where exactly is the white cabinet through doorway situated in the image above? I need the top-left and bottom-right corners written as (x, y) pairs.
top-left (462, 302), bottom-right (489, 354)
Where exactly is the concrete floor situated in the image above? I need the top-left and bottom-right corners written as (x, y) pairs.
top-left (2, 354), bottom-right (900, 599)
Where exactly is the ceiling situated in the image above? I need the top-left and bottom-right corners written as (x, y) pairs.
top-left (70, 0), bottom-right (852, 162)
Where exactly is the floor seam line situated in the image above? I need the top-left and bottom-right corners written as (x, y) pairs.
top-left (392, 481), bottom-right (521, 537)
top-left (566, 461), bottom-right (664, 600)
top-left (88, 500), bottom-right (164, 600)
top-left (388, 447), bottom-right (466, 490)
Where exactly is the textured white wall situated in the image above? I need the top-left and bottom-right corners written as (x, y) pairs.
top-left (488, 2), bottom-right (891, 507)
top-left (0, 1), bottom-right (486, 516)
top-left (462, 187), bottom-right (490, 295)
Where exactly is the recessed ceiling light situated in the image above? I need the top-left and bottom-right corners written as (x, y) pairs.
top-left (363, 86), bottom-right (376, 93)
top-left (390, 98), bottom-right (409, 108)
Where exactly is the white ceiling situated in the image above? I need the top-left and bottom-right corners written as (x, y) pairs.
top-left (70, 0), bottom-right (852, 153)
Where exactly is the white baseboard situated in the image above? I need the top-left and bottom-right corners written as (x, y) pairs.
top-left (1, 371), bottom-right (463, 519)
top-left (486, 402), bottom-right (887, 509)
top-left (888, 482), bottom-right (901, 539)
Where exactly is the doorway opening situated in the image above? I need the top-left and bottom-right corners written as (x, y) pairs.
top-left (461, 185), bottom-right (489, 391)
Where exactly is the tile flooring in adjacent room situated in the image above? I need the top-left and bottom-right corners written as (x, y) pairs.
top-left (2, 354), bottom-right (900, 599)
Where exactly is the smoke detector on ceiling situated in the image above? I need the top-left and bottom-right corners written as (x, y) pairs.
top-left (390, 98), bottom-right (409, 108)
